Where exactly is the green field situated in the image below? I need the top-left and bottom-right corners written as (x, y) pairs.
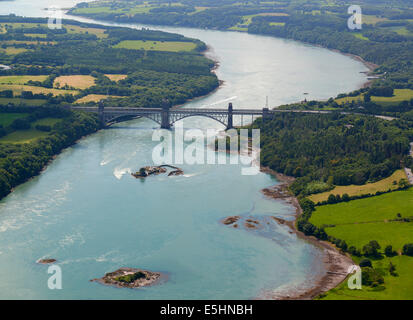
top-left (352, 33), bottom-right (369, 41)
top-left (323, 221), bottom-right (413, 252)
top-left (319, 255), bottom-right (413, 300)
top-left (0, 129), bottom-right (48, 144)
top-left (336, 89), bottom-right (413, 106)
top-left (0, 75), bottom-right (48, 85)
top-left (0, 116), bottom-right (61, 143)
top-left (113, 40), bottom-right (197, 52)
top-left (32, 117), bottom-right (61, 127)
top-left (0, 84), bottom-right (78, 96)
top-left (310, 188), bottom-right (413, 227)
top-left (311, 188), bottom-right (413, 299)
top-left (0, 98), bottom-right (46, 106)
top-left (0, 113), bottom-right (28, 126)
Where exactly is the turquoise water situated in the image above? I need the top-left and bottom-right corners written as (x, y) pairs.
top-left (0, 1), bottom-right (368, 299)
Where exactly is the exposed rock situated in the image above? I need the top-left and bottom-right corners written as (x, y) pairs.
top-left (91, 268), bottom-right (165, 289)
top-left (246, 219), bottom-right (259, 225)
top-left (37, 258), bottom-right (57, 264)
top-left (168, 169), bottom-right (184, 176)
top-left (132, 165), bottom-right (184, 178)
top-left (132, 166), bottom-right (167, 178)
top-left (245, 222), bottom-right (258, 229)
top-left (221, 216), bottom-right (240, 225)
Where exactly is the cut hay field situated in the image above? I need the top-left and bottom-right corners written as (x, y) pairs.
top-left (0, 84), bottom-right (78, 96)
top-left (105, 74), bottom-right (127, 82)
top-left (54, 75), bottom-right (96, 90)
top-left (0, 47), bottom-right (29, 55)
top-left (24, 33), bottom-right (47, 38)
top-left (309, 170), bottom-right (407, 203)
top-left (113, 40), bottom-right (197, 52)
top-left (66, 25), bottom-right (108, 38)
top-left (0, 75), bottom-right (48, 85)
top-left (75, 94), bottom-right (123, 104)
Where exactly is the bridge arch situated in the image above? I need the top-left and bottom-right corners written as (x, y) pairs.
top-left (105, 114), bottom-right (162, 127)
top-left (170, 113), bottom-right (228, 128)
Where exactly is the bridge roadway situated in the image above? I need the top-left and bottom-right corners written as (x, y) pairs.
top-left (71, 104), bottom-right (396, 130)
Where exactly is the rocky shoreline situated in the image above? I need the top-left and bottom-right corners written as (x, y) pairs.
top-left (259, 167), bottom-right (354, 300)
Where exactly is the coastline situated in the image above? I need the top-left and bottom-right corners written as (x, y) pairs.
top-left (259, 166), bottom-right (355, 300)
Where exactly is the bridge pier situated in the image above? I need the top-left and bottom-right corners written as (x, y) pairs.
top-left (161, 99), bottom-right (171, 129)
top-left (98, 100), bottom-right (105, 125)
top-left (262, 107), bottom-right (270, 122)
top-left (227, 103), bottom-right (233, 130)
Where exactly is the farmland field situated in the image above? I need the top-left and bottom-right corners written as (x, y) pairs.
top-left (66, 25), bottom-right (108, 38)
top-left (336, 89), bottom-right (413, 106)
top-left (105, 74), bottom-right (127, 82)
top-left (0, 129), bottom-right (49, 144)
top-left (0, 98), bottom-right (46, 106)
top-left (54, 75), bottom-right (96, 90)
top-left (0, 47), bottom-right (29, 55)
top-left (310, 188), bottom-right (413, 227)
top-left (0, 84), bottom-right (78, 96)
top-left (32, 117), bottom-right (61, 127)
top-left (113, 40), bottom-right (197, 52)
top-left (0, 113), bottom-right (28, 126)
top-left (0, 75), bottom-right (48, 85)
top-left (309, 170), bottom-right (407, 203)
top-left (75, 94), bottom-right (123, 104)
top-left (319, 255), bottom-right (413, 300)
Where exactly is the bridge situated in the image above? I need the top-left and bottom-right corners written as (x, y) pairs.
top-left (71, 101), bottom-right (276, 130)
top-left (71, 100), bottom-right (395, 130)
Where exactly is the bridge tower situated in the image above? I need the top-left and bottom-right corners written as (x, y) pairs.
top-left (262, 107), bottom-right (270, 122)
top-left (161, 99), bottom-right (171, 129)
top-left (227, 103), bottom-right (233, 130)
top-left (98, 100), bottom-right (105, 125)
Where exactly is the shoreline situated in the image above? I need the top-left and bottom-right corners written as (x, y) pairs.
top-left (259, 166), bottom-right (355, 300)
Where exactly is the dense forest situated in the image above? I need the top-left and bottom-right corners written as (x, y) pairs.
top-left (251, 113), bottom-right (413, 196)
top-left (0, 106), bottom-right (100, 200)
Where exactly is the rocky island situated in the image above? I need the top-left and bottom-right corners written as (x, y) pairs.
top-left (91, 268), bottom-right (165, 289)
top-left (132, 165), bottom-right (184, 178)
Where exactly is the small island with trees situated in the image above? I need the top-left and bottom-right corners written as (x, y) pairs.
top-left (91, 268), bottom-right (165, 289)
